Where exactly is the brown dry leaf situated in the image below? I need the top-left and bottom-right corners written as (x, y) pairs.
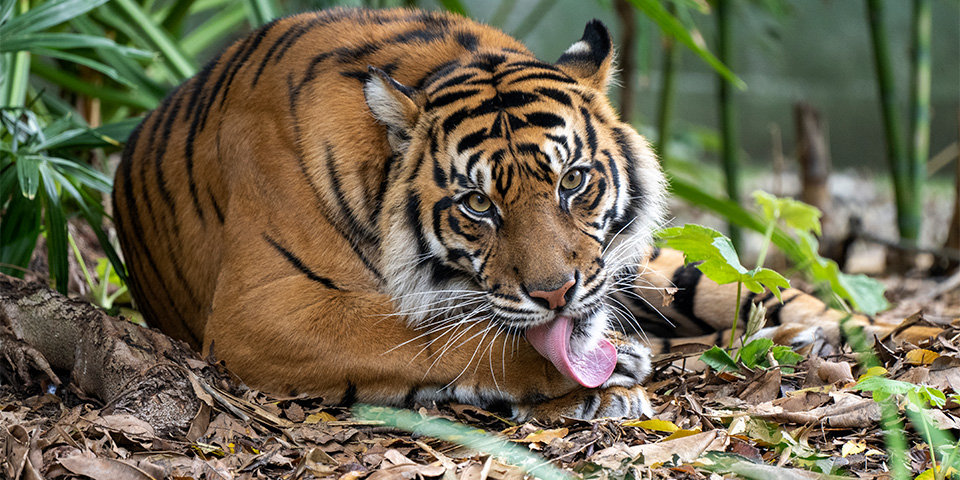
top-left (58, 452), bottom-right (158, 480)
top-left (517, 427), bottom-right (568, 443)
top-left (459, 462), bottom-right (483, 480)
top-left (928, 356), bottom-right (960, 391)
top-left (906, 349), bottom-right (941, 365)
top-left (774, 389), bottom-right (832, 413)
top-left (285, 402), bottom-right (306, 423)
top-left (306, 411), bottom-right (339, 424)
top-left (751, 391), bottom-right (880, 427)
top-left (94, 414), bottom-right (156, 437)
top-left (661, 286), bottom-right (678, 307)
top-left (589, 430), bottom-right (727, 468)
top-left (804, 358), bottom-right (854, 387)
top-left (384, 448), bottom-right (416, 466)
top-left (302, 447), bottom-right (340, 476)
top-left (2, 425), bottom-right (44, 480)
top-left (486, 460), bottom-right (526, 480)
top-left (739, 368), bottom-right (781, 405)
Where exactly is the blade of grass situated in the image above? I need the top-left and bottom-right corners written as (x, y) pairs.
top-left (0, 0), bottom-right (110, 36)
top-left (29, 59), bottom-right (157, 110)
top-left (38, 163), bottom-right (69, 294)
top-left (159, 0), bottom-right (197, 35)
top-left (242, 0), bottom-right (279, 27)
top-left (181, 3), bottom-right (247, 57)
top-left (70, 16), bottom-right (169, 102)
top-left (626, 0), bottom-right (745, 90)
top-left (354, 405), bottom-right (569, 480)
top-left (110, 0), bottom-right (197, 81)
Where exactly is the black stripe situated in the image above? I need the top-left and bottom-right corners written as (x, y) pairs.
top-left (339, 381), bottom-right (357, 407)
top-left (535, 87), bottom-right (572, 106)
top-left (525, 112), bottom-right (565, 129)
top-left (263, 234), bottom-right (340, 290)
top-left (208, 187), bottom-right (225, 224)
top-left (426, 88), bottom-right (483, 111)
top-left (324, 144), bottom-right (377, 242)
top-left (286, 74), bottom-right (383, 281)
top-left (670, 263), bottom-right (716, 333)
top-left (648, 246), bottom-right (661, 261)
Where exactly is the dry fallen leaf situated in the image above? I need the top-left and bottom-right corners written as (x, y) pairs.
top-left (906, 349), bottom-right (941, 365)
top-left (58, 453), bottom-right (158, 480)
top-left (517, 427), bottom-right (569, 444)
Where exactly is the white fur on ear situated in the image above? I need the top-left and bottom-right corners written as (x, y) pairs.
top-left (364, 67), bottom-right (419, 132)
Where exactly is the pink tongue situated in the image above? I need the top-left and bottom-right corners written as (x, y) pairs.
top-left (525, 316), bottom-right (617, 388)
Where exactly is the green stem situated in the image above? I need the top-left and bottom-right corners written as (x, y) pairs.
top-left (879, 400), bottom-right (910, 480)
top-left (755, 217), bottom-right (777, 268)
top-left (908, 0), bottom-right (931, 237)
top-left (68, 231), bottom-right (95, 292)
top-left (490, 0), bottom-right (517, 28)
top-left (716, 0), bottom-right (742, 250)
top-left (181, 4), bottom-right (247, 58)
top-left (510, 0), bottom-right (557, 40)
top-left (655, 7), bottom-right (680, 160)
top-left (730, 280), bottom-right (742, 350)
top-left (866, 0), bottom-right (918, 244)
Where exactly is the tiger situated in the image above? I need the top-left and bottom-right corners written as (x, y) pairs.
top-left (112, 7), bottom-right (940, 421)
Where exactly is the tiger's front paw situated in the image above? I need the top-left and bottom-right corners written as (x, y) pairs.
top-left (603, 331), bottom-right (653, 388)
top-left (521, 385), bottom-right (653, 422)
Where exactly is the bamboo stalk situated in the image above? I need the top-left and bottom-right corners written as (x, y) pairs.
top-left (654, 8), bottom-right (679, 160)
top-left (866, 0), bottom-right (918, 245)
top-left (716, 0), bottom-right (742, 249)
top-left (908, 0), bottom-right (931, 230)
top-left (614, 0), bottom-right (637, 124)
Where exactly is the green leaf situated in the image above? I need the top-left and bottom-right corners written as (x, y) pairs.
top-left (625, 0), bottom-right (745, 90)
top-left (0, 32), bottom-right (153, 59)
top-left (50, 118), bottom-right (139, 149)
top-left (15, 154), bottom-right (41, 199)
top-left (0, 191), bottom-right (42, 277)
top-left (110, 0), bottom-right (198, 80)
top-left (836, 272), bottom-right (890, 316)
top-left (752, 190), bottom-right (822, 236)
top-left (0, 0), bottom-right (111, 37)
top-left (700, 346), bottom-right (739, 373)
top-left (738, 338), bottom-right (773, 369)
top-left (38, 163), bottom-right (70, 294)
top-left (241, 0), bottom-right (279, 27)
top-left (659, 224), bottom-right (790, 298)
top-left (771, 346), bottom-right (803, 367)
top-left (743, 267), bottom-right (790, 301)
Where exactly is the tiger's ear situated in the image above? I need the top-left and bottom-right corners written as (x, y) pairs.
top-left (365, 66), bottom-right (421, 151)
top-left (555, 20), bottom-right (614, 92)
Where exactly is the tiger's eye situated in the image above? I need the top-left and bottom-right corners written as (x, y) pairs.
top-left (560, 170), bottom-right (584, 191)
top-left (466, 193), bottom-right (492, 214)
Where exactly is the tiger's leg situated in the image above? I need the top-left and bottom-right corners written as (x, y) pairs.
top-left (615, 248), bottom-right (942, 354)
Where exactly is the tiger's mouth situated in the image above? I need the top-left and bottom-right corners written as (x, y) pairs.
top-left (525, 314), bottom-right (616, 388)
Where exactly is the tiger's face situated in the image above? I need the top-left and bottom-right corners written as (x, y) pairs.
top-left (369, 21), bottom-right (665, 386)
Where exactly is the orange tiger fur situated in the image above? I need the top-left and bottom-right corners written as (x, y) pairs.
top-left (113, 8), bottom-right (939, 421)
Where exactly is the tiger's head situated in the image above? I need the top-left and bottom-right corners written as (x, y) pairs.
top-left (367, 20), bottom-right (666, 387)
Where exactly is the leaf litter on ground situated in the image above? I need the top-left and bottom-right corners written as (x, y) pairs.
top-left (2, 281), bottom-right (960, 479)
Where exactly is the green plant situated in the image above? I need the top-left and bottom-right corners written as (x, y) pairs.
top-left (0, 109), bottom-right (124, 293)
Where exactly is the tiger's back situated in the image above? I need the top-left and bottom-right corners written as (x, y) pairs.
top-left (115, 9), bottom-right (529, 349)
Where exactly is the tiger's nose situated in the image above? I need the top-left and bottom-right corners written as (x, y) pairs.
top-left (528, 278), bottom-right (576, 310)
